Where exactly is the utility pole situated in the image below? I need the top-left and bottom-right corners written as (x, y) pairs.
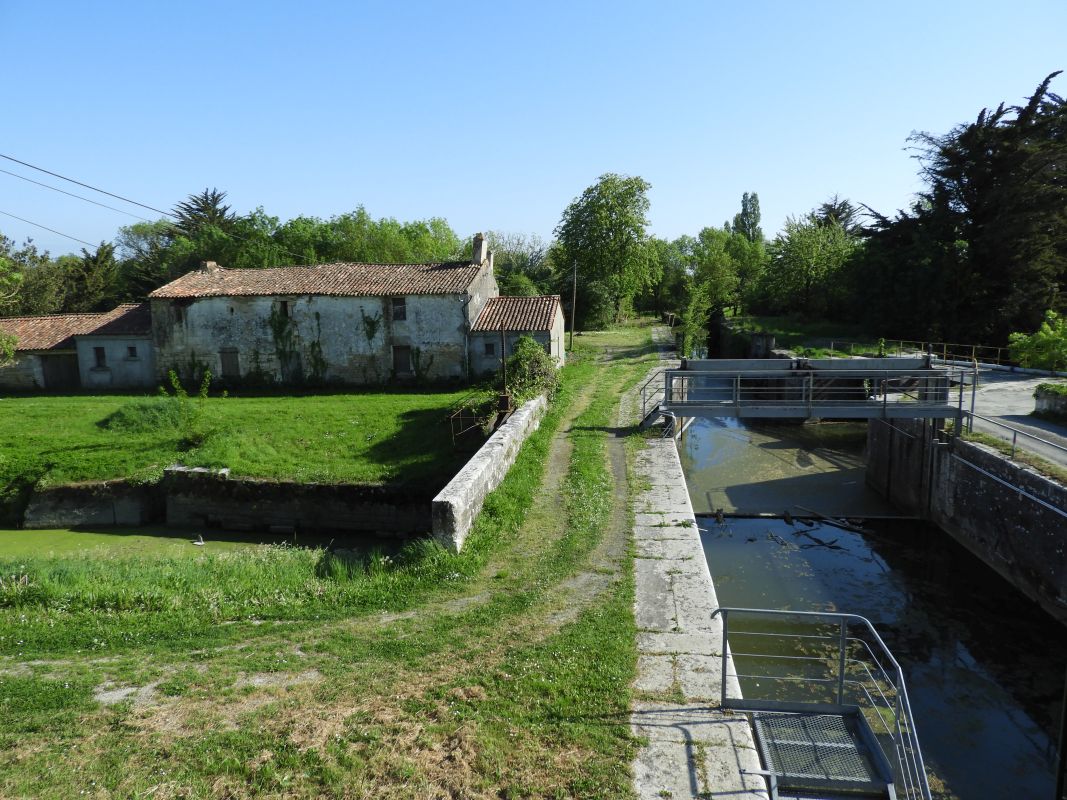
top-left (569, 259), bottom-right (577, 351)
top-left (500, 324), bottom-right (507, 393)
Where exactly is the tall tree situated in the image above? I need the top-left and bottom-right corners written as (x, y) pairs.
top-left (554, 173), bottom-right (654, 328)
top-left (856, 72), bottom-right (1066, 342)
top-left (732, 192), bottom-right (763, 244)
top-left (761, 215), bottom-right (855, 316)
top-left (68, 243), bottom-right (119, 312)
top-left (171, 188), bottom-right (236, 238)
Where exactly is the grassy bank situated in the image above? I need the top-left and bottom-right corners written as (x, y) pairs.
top-left (1, 388), bottom-right (472, 488)
top-left (0, 320), bottom-right (659, 798)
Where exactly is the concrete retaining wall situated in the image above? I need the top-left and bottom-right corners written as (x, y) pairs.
top-left (868, 419), bottom-right (1067, 624)
top-left (432, 395), bottom-right (547, 552)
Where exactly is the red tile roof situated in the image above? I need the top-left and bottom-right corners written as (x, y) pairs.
top-left (0, 304), bottom-right (151, 351)
top-left (148, 261), bottom-right (484, 299)
top-left (471, 295), bottom-right (562, 333)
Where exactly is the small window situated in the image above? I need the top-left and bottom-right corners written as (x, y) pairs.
top-left (93, 347), bottom-right (107, 368)
top-left (279, 300), bottom-right (290, 317)
top-left (391, 297), bottom-right (407, 321)
top-left (127, 346), bottom-right (138, 359)
top-left (484, 341), bottom-right (496, 356)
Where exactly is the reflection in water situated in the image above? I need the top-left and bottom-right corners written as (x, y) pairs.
top-left (695, 470), bottom-right (1067, 799)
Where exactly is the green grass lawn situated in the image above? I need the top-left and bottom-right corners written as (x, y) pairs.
top-left (1, 388), bottom-right (473, 494)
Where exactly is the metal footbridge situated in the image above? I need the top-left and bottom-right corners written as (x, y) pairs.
top-left (714, 607), bottom-right (932, 800)
top-left (644, 357), bottom-right (972, 421)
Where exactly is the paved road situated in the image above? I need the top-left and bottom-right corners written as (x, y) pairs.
top-left (968, 369), bottom-right (1067, 466)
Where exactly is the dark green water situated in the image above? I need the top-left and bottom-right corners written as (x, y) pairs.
top-left (687, 423), bottom-right (1067, 800)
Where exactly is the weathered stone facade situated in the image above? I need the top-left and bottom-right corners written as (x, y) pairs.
top-left (149, 243), bottom-right (501, 386)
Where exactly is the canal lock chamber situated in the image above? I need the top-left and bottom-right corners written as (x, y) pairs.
top-left (677, 414), bottom-right (1067, 800)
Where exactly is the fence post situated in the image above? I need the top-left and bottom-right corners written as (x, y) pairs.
top-left (720, 611), bottom-right (730, 705)
top-left (837, 619), bottom-right (848, 705)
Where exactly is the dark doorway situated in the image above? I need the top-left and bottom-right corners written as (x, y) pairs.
top-left (392, 345), bottom-right (412, 376)
top-left (219, 349), bottom-right (240, 380)
top-left (41, 353), bottom-right (80, 389)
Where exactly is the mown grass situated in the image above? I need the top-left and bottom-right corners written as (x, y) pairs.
top-left (0, 323), bottom-right (657, 797)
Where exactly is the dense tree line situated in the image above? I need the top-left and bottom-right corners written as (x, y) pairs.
top-left (0, 193), bottom-right (465, 319)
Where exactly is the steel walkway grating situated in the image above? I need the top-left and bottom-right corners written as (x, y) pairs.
top-left (753, 712), bottom-right (887, 794)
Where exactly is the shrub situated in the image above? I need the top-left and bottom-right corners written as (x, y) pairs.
top-left (505, 335), bottom-right (560, 401)
top-left (1009, 310), bottom-right (1067, 371)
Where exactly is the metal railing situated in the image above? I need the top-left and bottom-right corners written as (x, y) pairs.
top-left (725, 319), bottom-right (1016, 366)
top-left (713, 607), bottom-right (931, 800)
top-left (663, 367), bottom-right (966, 419)
top-left (639, 369), bottom-right (666, 420)
top-left (965, 411), bottom-right (1067, 462)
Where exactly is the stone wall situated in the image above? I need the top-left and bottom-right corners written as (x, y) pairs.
top-left (19, 471), bottom-right (435, 536)
top-left (163, 468), bottom-right (434, 534)
top-left (0, 353), bottom-right (44, 390)
top-left (1036, 386), bottom-right (1067, 416)
top-left (868, 418), bottom-right (1067, 624)
top-left (432, 395), bottom-right (547, 552)
top-left (76, 335), bottom-right (156, 388)
top-left (23, 482), bottom-right (162, 529)
top-left (151, 280), bottom-right (493, 386)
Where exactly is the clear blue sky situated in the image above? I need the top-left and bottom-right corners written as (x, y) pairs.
top-left (2, 0), bottom-right (1065, 257)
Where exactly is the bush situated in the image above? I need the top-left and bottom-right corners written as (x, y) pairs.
top-left (102, 370), bottom-right (221, 448)
top-left (1009, 310), bottom-right (1067, 371)
top-left (506, 335), bottom-right (560, 401)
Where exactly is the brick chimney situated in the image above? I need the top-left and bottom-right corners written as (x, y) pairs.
top-left (200, 260), bottom-right (221, 273)
top-left (472, 233), bottom-right (488, 265)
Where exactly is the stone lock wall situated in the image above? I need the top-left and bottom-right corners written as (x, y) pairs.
top-left (868, 418), bottom-right (1067, 624)
top-left (163, 468), bottom-right (435, 534)
top-left (22, 482), bottom-right (162, 529)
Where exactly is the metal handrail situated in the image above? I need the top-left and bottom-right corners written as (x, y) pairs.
top-left (663, 368), bottom-right (964, 415)
top-left (639, 369), bottom-right (666, 419)
top-left (712, 606), bottom-right (932, 800)
top-left (964, 411), bottom-right (1067, 460)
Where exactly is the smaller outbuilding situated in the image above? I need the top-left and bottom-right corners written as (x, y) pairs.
top-left (469, 295), bottom-right (565, 377)
top-left (0, 303), bottom-right (154, 390)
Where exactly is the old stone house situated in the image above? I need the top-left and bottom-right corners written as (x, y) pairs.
top-left (0, 303), bottom-right (154, 390)
top-left (469, 295), bottom-right (566, 376)
top-left (147, 234), bottom-right (501, 384)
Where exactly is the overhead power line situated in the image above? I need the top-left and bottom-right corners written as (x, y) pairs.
top-left (0, 168), bottom-right (155, 222)
top-left (0, 152), bottom-right (314, 266)
top-left (0, 209), bottom-right (97, 248)
top-left (0, 153), bottom-right (169, 216)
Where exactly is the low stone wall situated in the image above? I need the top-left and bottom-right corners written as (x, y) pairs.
top-left (164, 467), bottom-right (434, 535)
top-left (1036, 386), bottom-right (1067, 416)
top-left (23, 482), bottom-right (162, 529)
top-left (432, 395), bottom-right (547, 552)
top-left (868, 418), bottom-right (1067, 624)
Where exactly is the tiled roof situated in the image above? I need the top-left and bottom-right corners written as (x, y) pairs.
top-left (471, 295), bottom-right (562, 333)
top-left (0, 304), bottom-right (150, 351)
top-left (148, 261), bottom-right (483, 299)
